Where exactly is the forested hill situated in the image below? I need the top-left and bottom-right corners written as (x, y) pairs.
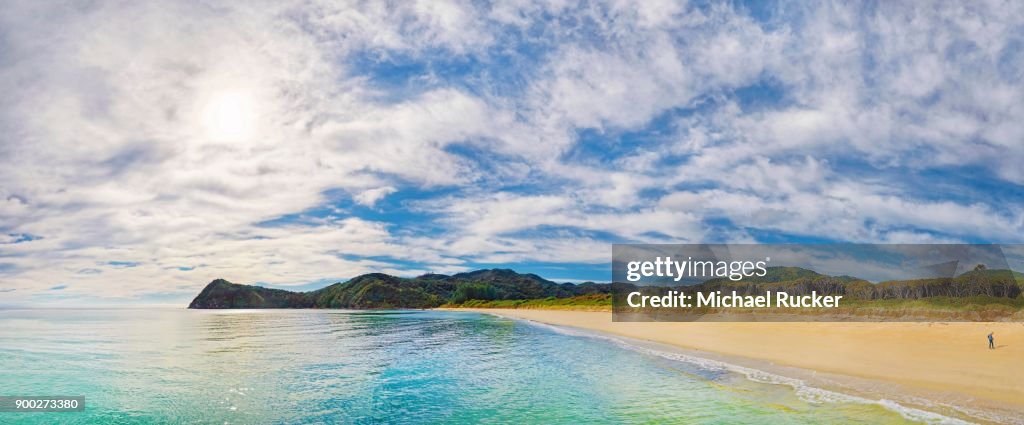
top-left (188, 269), bottom-right (610, 309)
top-left (189, 267), bottom-right (1024, 310)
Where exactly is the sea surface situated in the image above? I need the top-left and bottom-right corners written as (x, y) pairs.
top-left (0, 309), bottom-right (967, 424)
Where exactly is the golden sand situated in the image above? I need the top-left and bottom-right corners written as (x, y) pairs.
top-left (449, 308), bottom-right (1024, 419)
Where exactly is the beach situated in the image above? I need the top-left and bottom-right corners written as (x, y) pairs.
top-left (452, 309), bottom-right (1024, 422)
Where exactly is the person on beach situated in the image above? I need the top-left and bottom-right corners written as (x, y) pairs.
top-left (988, 332), bottom-right (995, 349)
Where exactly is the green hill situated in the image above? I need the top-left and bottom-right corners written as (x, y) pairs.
top-left (188, 269), bottom-right (611, 309)
top-left (190, 266), bottom-right (1024, 311)
top-left (311, 273), bottom-right (442, 309)
top-left (188, 279), bottom-right (314, 308)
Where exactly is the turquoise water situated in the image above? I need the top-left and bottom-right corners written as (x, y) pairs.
top-left (0, 309), bottom-right (954, 424)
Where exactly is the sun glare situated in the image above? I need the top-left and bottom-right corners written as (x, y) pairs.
top-left (201, 90), bottom-right (256, 142)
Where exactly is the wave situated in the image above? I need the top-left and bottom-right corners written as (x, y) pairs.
top-left (504, 316), bottom-right (1011, 425)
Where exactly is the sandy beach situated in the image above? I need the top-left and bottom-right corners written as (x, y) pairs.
top-left (451, 308), bottom-right (1024, 422)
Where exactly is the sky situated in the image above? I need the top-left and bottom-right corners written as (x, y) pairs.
top-left (2, 0), bottom-right (1024, 305)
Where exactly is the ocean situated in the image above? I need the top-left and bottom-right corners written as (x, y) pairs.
top-left (0, 309), bottom-right (965, 424)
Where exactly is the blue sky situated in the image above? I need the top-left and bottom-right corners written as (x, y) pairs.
top-left (1, 1), bottom-right (1024, 305)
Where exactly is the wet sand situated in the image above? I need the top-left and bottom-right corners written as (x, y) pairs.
top-left (448, 308), bottom-right (1024, 422)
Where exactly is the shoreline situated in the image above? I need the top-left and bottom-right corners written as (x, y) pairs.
top-left (444, 308), bottom-right (1024, 424)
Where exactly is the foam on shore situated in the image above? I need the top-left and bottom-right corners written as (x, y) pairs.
top-left (485, 311), bottom-right (1018, 425)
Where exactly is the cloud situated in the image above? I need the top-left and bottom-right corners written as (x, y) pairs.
top-left (1, 0), bottom-right (1023, 304)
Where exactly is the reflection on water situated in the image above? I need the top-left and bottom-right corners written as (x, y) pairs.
top-left (0, 309), bottom-right (929, 424)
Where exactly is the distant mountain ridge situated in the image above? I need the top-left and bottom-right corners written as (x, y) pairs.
top-left (188, 269), bottom-right (610, 309)
top-left (189, 266), bottom-right (1024, 309)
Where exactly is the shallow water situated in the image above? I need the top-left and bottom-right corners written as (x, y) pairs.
top-left (0, 309), bottom-right (960, 424)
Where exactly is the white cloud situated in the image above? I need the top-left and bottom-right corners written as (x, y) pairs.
top-left (1, 0), bottom-right (1023, 304)
top-left (353, 186), bottom-right (397, 207)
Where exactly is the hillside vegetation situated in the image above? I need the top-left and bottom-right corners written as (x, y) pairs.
top-left (189, 269), bottom-right (610, 309)
top-left (189, 267), bottom-right (1024, 317)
